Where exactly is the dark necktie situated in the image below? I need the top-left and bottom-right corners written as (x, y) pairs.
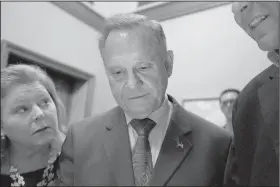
top-left (130, 118), bottom-right (156, 186)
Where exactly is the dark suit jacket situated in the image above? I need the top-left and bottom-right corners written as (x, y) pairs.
top-left (224, 65), bottom-right (279, 186)
top-left (57, 95), bottom-right (232, 186)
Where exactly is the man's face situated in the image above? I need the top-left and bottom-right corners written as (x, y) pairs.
top-left (103, 29), bottom-right (173, 119)
top-left (220, 91), bottom-right (239, 120)
top-left (232, 2), bottom-right (279, 51)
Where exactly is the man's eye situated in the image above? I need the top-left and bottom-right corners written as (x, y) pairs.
top-left (114, 71), bottom-right (122, 75)
top-left (112, 70), bottom-right (124, 76)
top-left (140, 66), bottom-right (148, 70)
top-left (139, 65), bottom-right (151, 71)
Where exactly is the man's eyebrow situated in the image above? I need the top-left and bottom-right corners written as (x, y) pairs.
top-left (107, 65), bottom-right (124, 70)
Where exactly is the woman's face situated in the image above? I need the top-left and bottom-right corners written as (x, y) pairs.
top-left (1, 82), bottom-right (59, 147)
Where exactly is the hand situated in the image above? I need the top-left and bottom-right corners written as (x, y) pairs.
top-left (48, 130), bottom-right (66, 164)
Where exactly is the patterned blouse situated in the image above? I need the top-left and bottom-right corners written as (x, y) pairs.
top-left (0, 158), bottom-right (58, 187)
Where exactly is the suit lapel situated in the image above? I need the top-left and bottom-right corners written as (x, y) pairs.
top-left (102, 107), bottom-right (135, 186)
top-left (150, 96), bottom-right (193, 186)
top-left (258, 66), bottom-right (279, 157)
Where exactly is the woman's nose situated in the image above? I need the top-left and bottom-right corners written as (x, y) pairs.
top-left (32, 105), bottom-right (44, 121)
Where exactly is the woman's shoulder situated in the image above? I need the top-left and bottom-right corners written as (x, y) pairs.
top-left (1, 168), bottom-right (45, 186)
top-left (1, 158), bottom-right (58, 187)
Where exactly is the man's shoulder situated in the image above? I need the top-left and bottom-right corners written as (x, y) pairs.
top-left (70, 106), bottom-right (120, 134)
top-left (238, 65), bottom-right (278, 100)
top-left (176, 107), bottom-right (232, 141)
top-left (176, 109), bottom-right (232, 154)
top-left (233, 65), bottom-right (278, 118)
top-left (194, 114), bottom-right (231, 139)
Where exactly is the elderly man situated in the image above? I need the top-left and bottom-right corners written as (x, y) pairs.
top-left (224, 2), bottom-right (279, 186)
top-left (57, 14), bottom-right (232, 186)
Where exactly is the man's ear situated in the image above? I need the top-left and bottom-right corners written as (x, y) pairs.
top-left (165, 50), bottom-right (174, 78)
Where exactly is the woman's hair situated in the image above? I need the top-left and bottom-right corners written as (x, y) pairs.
top-left (1, 64), bottom-right (66, 161)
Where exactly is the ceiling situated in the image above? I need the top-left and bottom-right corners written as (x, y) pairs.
top-left (52, 1), bottom-right (231, 32)
top-left (83, 2), bottom-right (140, 18)
top-left (81, 1), bottom-right (168, 18)
top-left (138, 1), bottom-right (155, 7)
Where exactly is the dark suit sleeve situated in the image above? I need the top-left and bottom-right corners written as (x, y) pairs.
top-left (56, 125), bottom-right (75, 186)
top-left (223, 100), bottom-right (239, 186)
top-left (223, 138), bottom-right (239, 186)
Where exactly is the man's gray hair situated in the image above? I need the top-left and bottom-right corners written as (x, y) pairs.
top-left (99, 13), bottom-right (167, 55)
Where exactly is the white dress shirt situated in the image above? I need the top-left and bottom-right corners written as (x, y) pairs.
top-left (124, 96), bottom-right (173, 167)
top-left (267, 50), bottom-right (279, 67)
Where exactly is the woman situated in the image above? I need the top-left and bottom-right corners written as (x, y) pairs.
top-left (1, 64), bottom-right (66, 186)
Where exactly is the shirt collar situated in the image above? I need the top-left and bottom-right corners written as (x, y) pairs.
top-left (267, 50), bottom-right (279, 68)
top-left (125, 95), bottom-right (170, 125)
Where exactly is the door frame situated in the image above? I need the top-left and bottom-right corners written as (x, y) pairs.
top-left (1, 39), bottom-right (95, 123)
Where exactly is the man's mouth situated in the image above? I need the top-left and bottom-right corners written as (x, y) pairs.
top-left (129, 94), bottom-right (149, 100)
top-left (249, 14), bottom-right (268, 29)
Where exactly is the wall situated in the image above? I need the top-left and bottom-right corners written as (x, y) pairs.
top-left (1, 2), bottom-right (116, 117)
top-left (162, 4), bottom-right (271, 102)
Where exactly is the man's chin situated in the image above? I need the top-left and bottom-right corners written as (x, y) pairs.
top-left (257, 34), bottom-right (279, 51)
top-left (124, 105), bottom-right (153, 119)
top-left (127, 111), bottom-right (151, 119)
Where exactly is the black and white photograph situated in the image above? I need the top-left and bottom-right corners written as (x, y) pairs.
top-left (1, 1), bottom-right (279, 186)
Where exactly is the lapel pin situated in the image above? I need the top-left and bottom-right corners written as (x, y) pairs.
top-left (176, 137), bottom-right (184, 149)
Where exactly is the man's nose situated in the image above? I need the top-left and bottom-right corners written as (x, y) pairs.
top-left (32, 105), bottom-right (44, 121)
top-left (226, 102), bottom-right (233, 107)
top-left (126, 72), bottom-right (142, 89)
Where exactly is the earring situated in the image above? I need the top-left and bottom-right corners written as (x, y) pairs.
top-left (1, 130), bottom-right (6, 160)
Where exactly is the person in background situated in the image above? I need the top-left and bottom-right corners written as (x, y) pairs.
top-left (224, 2), bottom-right (279, 186)
top-left (57, 13), bottom-right (232, 186)
top-left (1, 64), bottom-right (66, 186)
top-left (219, 89), bottom-right (240, 133)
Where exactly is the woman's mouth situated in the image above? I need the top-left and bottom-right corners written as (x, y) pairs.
top-left (33, 127), bottom-right (50, 134)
